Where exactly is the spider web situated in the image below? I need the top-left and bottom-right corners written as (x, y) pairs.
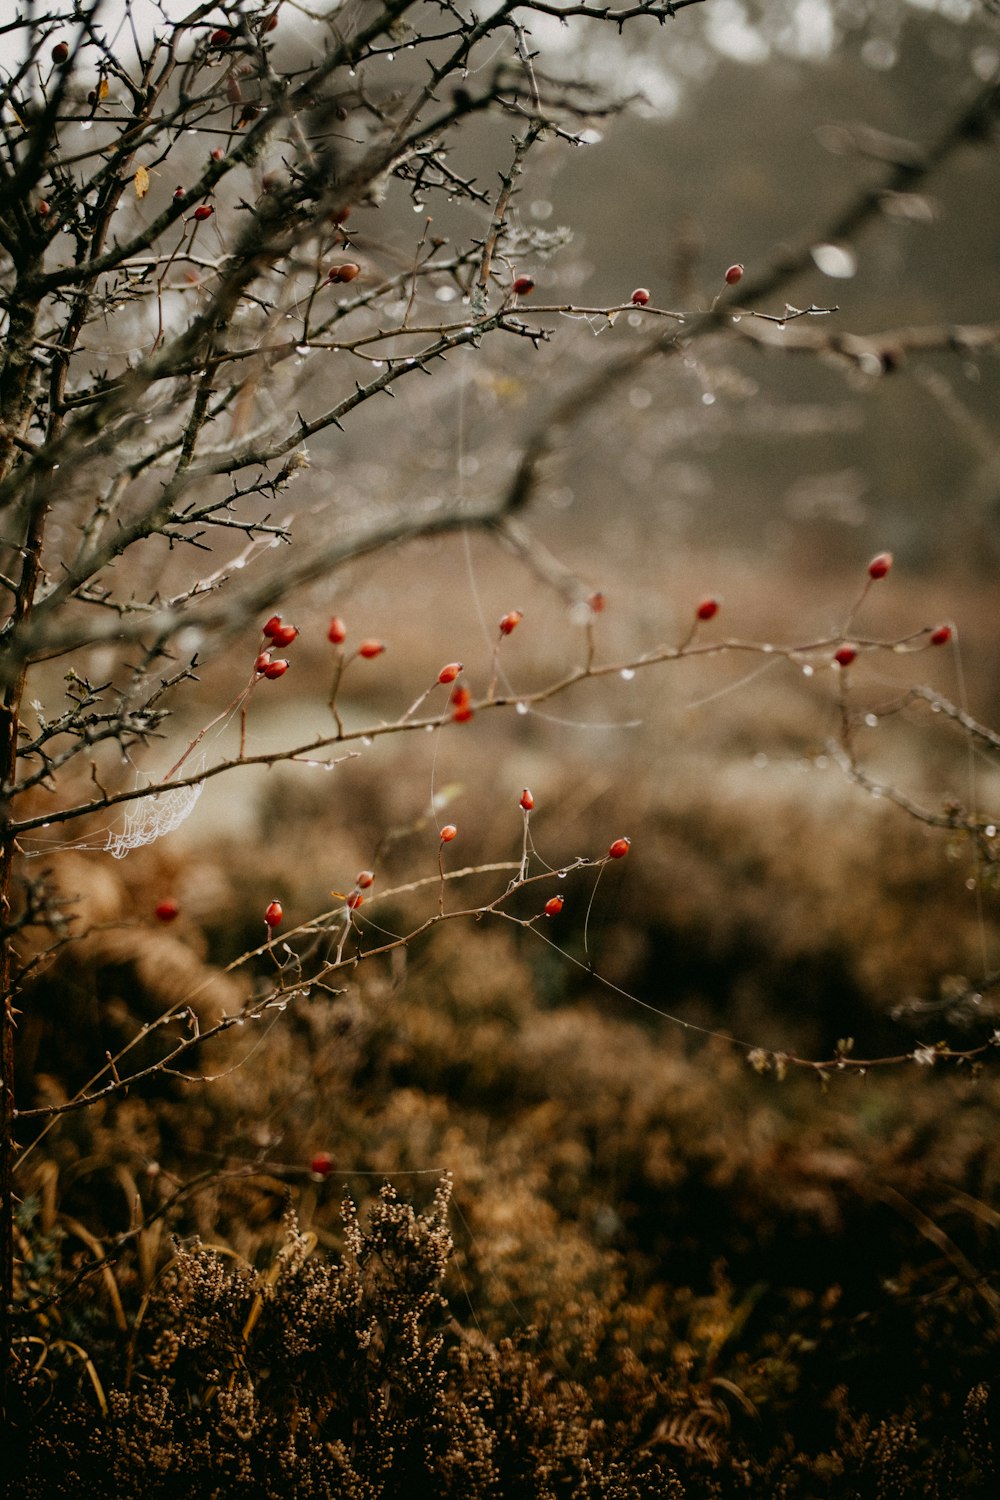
top-left (104, 775), bottom-right (204, 859)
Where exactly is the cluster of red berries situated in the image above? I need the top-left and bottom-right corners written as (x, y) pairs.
top-left (255, 613), bottom-right (298, 679)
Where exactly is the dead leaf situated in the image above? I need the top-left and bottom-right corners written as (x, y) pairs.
top-left (134, 165), bottom-right (150, 199)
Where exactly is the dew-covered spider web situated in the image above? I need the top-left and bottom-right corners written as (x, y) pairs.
top-left (103, 773), bottom-right (204, 858)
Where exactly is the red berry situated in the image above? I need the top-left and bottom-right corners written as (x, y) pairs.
top-left (211, 147), bottom-right (224, 161)
top-left (512, 275), bottom-right (535, 295)
top-left (270, 622), bottom-right (298, 647)
top-left (587, 591), bottom-right (606, 614)
top-left (254, 651), bottom-right (272, 674)
top-left (452, 703), bottom-right (474, 724)
top-left (193, 204), bottom-right (214, 221)
top-left (154, 898), bottom-right (180, 923)
top-left (438, 662), bottom-right (463, 684)
top-left (607, 837), bottom-right (631, 860)
top-left (929, 624), bottom-right (952, 646)
top-left (264, 899), bottom-right (283, 927)
top-left (174, 186), bottom-right (186, 200)
top-left (263, 614), bottom-right (283, 638)
top-left (262, 12), bottom-right (279, 31)
top-left (867, 551), bottom-right (893, 580)
top-left (439, 824), bottom-right (458, 843)
top-left (696, 597), bottom-right (720, 622)
top-left (346, 890), bottom-right (363, 910)
top-left (36, 200), bottom-right (51, 217)
top-left (498, 609), bottom-right (523, 636)
top-left (51, 41), bottom-right (69, 63)
top-left (355, 869), bottom-right (374, 889)
top-left (210, 27), bottom-right (232, 45)
top-left (327, 616), bottom-right (347, 644)
top-left (544, 895), bottom-right (564, 917)
top-left (327, 262), bottom-right (361, 283)
top-left (309, 1151), bottom-right (333, 1178)
top-left (724, 263), bottom-right (744, 285)
top-left (630, 288), bottom-right (651, 305)
top-left (519, 788), bottom-right (534, 812)
top-left (358, 639), bottom-right (385, 659)
top-left (450, 684), bottom-right (470, 707)
top-left (263, 658), bottom-right (289, 678)
top-left (834, 644), bottom-right (858, 668)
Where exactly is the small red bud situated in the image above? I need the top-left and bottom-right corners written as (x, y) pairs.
top-left (358, 639), bottom-right (385, 659)
top-left (630, 287), bottom-right (651, 306)
top-left (607, 837), bottom-right (631, 860)
top-left (437, 662), bottom-right (463, 684)
top-left (193, 204), bottom-right (214, 221)
top-left (544, 895), bottom-right (564, 917)
top-left (327, 616), bottom-right (347, 645)
top-left (519, 788), bottom-right (534, 812)
top-left (724, 263), bottom-right (744, 285)
top-left (512, 275), bottom-right (535, 295)
top-left (51, 41), bottom-right (70, 64)
top-left (263, 658), bottom-right (289, 678)
top-left (309, 1151), bottom-right (333, 1178)
top-left (270, 622), bottom-right (298, 647)
top-left (154, 898), bottom-right (180, 923)
top-left (696, 597), bottom-right (720, 622)
top-left (439, 824), bottom-right (458, 844)
top-left (867, 551), bottom-right (893, 580)
top-left (254, 651), bottom-right (272, 674)
top-left (587, 591), bottom-right (606, 614)
top-left (498, 610), bottom-right (523, 636)
top-left (264, 899), bottom-right (283, 928)
top-left (929, 624), bottom-right (952, 646)
top-left (834, 644), bottom-right (858, 668)
top-left (355, 870), bottom-right (374, 889)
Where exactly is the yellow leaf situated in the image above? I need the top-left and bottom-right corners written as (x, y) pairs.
top-left (98, 78), bottom-right (109, 100)
top-left (134, 165), bottom-right (149, 199)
